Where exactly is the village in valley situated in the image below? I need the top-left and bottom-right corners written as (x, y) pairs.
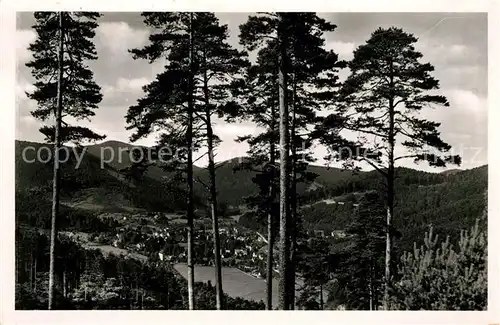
top-left (64, 209), bottom-right (349, 280)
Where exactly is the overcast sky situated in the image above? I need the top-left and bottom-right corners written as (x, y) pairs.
top-left (15, 12), bottom-right (487, 171)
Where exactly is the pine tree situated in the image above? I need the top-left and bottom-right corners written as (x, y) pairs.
top-left (239, 12), bottom-right (293, 309)
top-left (231, 40), bottom-right (280, 310)
top-left (127, 12), bottom-right (200, 310)
top-left (239, 12), bottom-right (343, 309)
top-left (127, 12), bottom-right (247, 310)
top-left (286, 14), bottom-right (344, 308)
top-left (391, 218), bottom-right (486, 310)
top-left (26, 11), bottom-right (104, 309)
top-left (319, 27), bottom-right (461, 309)
top-left (296, 236), bottom-right (331, 310)
top-left (195, 13), bottom-right (248, 310)
top-left (337, 191), bottom-right (386, 310)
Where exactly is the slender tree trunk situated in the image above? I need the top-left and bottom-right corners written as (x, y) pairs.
top-left (277, 13), bottom-right (291, 311)
top-left (63, 270), bottom-right (67, 298)
top-left (319, 283), bottom-right (324, 310)
top-left (384, 156), bottom-right (394, 310)
top-left (30, 253), bottom-right (34, 290)
top-left (135, 282), bottom-right (139, 307)
top-left (48, 11), bottom-right (64, 310)
top-left (289, 72), bottom-right (297, 309)
top-left (15, 251), bottom-right (19, 285)
top-left (186, 11), bottom-right (196, 310)
top-left (266, 108), bottom-right (276, 310)
top-left (383, 63), bottom-right (395, 310)
top-left (369, 264), bottom-right (373, 311)
top-left (203, 60), bottom-right (224, 310)
top-left (34, 257), bottom-right (37, 292)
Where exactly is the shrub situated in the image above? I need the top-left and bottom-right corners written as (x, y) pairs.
top-left (391, 219), bottom-right (486, 310)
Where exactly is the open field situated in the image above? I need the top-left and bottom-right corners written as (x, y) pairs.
top-left (60, 231), bottom-right (148, 262)
top-left (83, 242), bottom-right (148, 262)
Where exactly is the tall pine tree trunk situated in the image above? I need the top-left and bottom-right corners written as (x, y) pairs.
top-left (384, 151), bottom-right (394, 310)
top-left (383, 65), bottom-right (395, 310)
top-left (369, 263), bottom-right (373, 310)
top-left (277, 14), bottom-right (291, 310)
top-left (203, 61), bottom-right (224, 310)
top-left (266, 109), bottom-right (276, 310)
top-left (48, 11), bottom-right (64, 310)
top-left (289, 72), bottom-right (297, 309)
top-left (319, 283), bottom-right (324, 310)
top-left (63, 270), bottom-right (67, 298)
top-left (33, 256), bottom-right (37, 292)
top-left (30, 253), bottom-right (34, 290)
top-left (186, 11), bottom-right (196, 310)
top-left (135, 282), bottom-right (139, 307)
top-left (15, 251), bottom-right (19, 285)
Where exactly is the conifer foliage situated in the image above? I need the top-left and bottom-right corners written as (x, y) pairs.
top-left (17, 12), bottom-right (486, 312)
top-left (239, 12), bottom-right (345, 310)
top-left (127, 12), bottom-right (247, 310)
top-left (26, 11), bottom-right (104, 309)
top-left (27, 12), bottom-right (105, 144)
top-left (320, 27), bottom-right (461, 308)
top-left (391, 219), bottom-right (487, 310)
top-left (337, 191), bottom-right (386, 310)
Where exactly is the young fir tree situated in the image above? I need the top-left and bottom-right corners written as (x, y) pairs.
top-left (296, 236), bottom-right (331, 310)
top-left (337, 191), bottom-right (386, 310)
top-left (26, 11), bottom-right (104, 309)
top-left (391, 218), bottom-right (486, 310)
top-left (319, 27), bottom-right (461, 309)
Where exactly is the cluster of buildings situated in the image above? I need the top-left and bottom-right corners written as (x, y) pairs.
top-left (309, 229), bottom-right (348, 239)
top-left (100, 211), bottom-right (346, 279)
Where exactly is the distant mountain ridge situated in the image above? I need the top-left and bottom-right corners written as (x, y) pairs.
top-left (15, 139), bottom-right (488, 251)
top-left (15, 139), bottom-right (487, 207)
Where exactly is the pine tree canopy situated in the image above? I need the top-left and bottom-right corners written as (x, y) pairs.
top-left (320, 27), bottom-right (461, 169)
top-left (26, 12), bottom-right (105, 145)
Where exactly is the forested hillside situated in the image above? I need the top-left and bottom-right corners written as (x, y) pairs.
top-left (14, 11), bottom-right (487, 311)
top-left (16, 139), bottom-right (487, 253)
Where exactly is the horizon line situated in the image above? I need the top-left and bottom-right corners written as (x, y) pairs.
top-left (14, 138), bottom-right (487, 173)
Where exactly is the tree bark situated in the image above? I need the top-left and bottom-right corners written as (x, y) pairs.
top-left (289, 72), bottom-right (297, 309)
top-left (30, 253), bottom-right (34, 290)
top-left (63, 270), bottom-right (67, 298)
top-left (48, 11), bottom-right (64, 310)
top-left (266, 105), bottom-right (277, 310)
top-left (34, 257), bottom-right (37, 292)
top-left (135, 282), bottom-right (139, 307)
top-left (383, 61), bottom-right (395, 310)
top-left (203, 57), bottom-right (224, 310)
top-left (319, 283), bottom-right (324, 310)
top-left (186, 11), bottom-right (196, 310)
top-left (277, 13), bottom-right (291, 311)
top-left (369, 264), bottom-right (373, 311)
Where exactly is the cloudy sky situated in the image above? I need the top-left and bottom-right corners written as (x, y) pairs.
top-left (15, 12), bottom-right (487, 171)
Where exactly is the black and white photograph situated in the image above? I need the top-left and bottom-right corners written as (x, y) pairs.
top-left (1, 2), bottom-right (497, 319)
